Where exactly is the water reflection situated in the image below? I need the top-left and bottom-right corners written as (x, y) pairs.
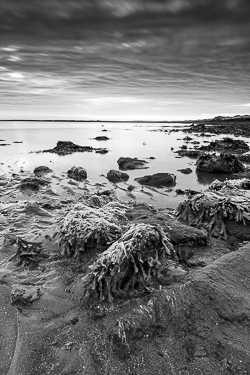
top-left (195, 169), bottom-right (230, 186)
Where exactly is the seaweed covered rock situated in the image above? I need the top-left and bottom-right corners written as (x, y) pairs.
top-left (209, 178), bottom-right (250, 191)
top-left (41, 140), bottom-right (107, 155)
top-left (135, 173), bottom-right (176, 187)
top-left (196, 153), bottom-right (245, 173)
top-left (67, 166), bottom-right (87, 181)
top-left (56, 204), bottom-right (124, 257)
top-left (107, 169), bottom-right (129, 183)
top-left (176, 150), bottom-right (201, 158)
top-left (117, 157), bottom-right (148, 170)
top-left (82, 224), bottom-right (175, 302)
top-left (94, 136), bottom-right (109, 141)
top-left (19, 177), bottom-right (50, 191)
top-left (199, 137), bottom-right (249, 153)
top-left (175, 189), bottom-right (250, 240)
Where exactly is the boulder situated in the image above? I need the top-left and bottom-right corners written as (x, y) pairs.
top-left (107, 169), bottom-right (129, 183)
top-left (135, 173), bottom-right (176, 187)
top-left (94, 136), bottom-right (109, 141)
top-left (196, 153), bottom-right (245, 173)
top-left (67, 166), bottom-right (87, 181)
top-left (19, 177), bottom-right (49, 191)
top-left (34, 166), bottom-right (52, 176)
top-left (117, 157), bottom-right (148, 170)
top-left (177, 168), bottom-right (193, 174)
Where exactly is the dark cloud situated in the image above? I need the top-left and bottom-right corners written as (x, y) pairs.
top-left (0, 0), bottom-right (250, 37)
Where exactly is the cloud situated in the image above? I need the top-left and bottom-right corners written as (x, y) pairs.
top-left (0, 0), bottom-right (250, 37)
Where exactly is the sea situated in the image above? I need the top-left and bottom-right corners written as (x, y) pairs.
top-left (0, 121), bottom-right (245, 209)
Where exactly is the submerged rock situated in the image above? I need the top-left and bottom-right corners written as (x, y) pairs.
top-left (135, 173), bottom-right (176, 187)
top-left (107, 169), bottom-right (129, 183)
top-left (67, 166), bottom-right (87, 181)
top-left (196, 153), bottom-right (245, 173)
top-left (177, 167), bottom-right (193, 174)
top-left (117, 157), bottom-right (148, 170)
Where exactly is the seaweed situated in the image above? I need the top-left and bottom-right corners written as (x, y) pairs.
top-left (8, 237), bottom-right (44, 266)
top-left (82, 223), bottom-right (175, 302)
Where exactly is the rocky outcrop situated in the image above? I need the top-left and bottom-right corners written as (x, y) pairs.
top-left (19, 177), bottom-right (50, 191)
top-left (199, 137), bottom-right (249, 153)
top-left (135, 173), bottom-right (176, 187)
top-left (107, 169), bottom-right (129, 183)
top-left (117, 157), bottom-right (148, 170)
top-left (94, 136), bottom-right (109, 141)
top-left (196, 153), bottom-right (245, 173)
top-left (67, 166), bottom-right (87, 181)
top-left (176, 150), bottom-right (201, 158)
top-left (42, 141), bottom-right (107, 155)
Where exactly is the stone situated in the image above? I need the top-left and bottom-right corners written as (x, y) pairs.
top-left (196, 153), bottom-right (245, 173)
top-left (177, 168), bottom-right (193, 174)
top-left (94, 136), bottom-right (109, 141)
top-left (107, 169), bottom-right (129, 183)
top-left (199, 137), bottom-right (249, 153)
top-left (34, 166), bottom-right (52, 176)
top-left (117, 157), bottom-right (148, 170)
top-left (20, 177), bottom-right (49, 191)
top-left (135, 173), bottom-right (176, 187)
top-left (67, 166), bottom-right (87, 181)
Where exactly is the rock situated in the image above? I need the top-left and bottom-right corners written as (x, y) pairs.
top-left (117, 157), bottom-right (148, 170)
top-left (183, 136), bottom-right (193, 141)
top-left (19, 177), bottom-right (49, 191)
top-left (34, 166), bottom-right (53, 176)
top-left (196, 153), bottom-right (245, 173)
top-left (67, 166), bottom-right (87, 181)
top-left (199, 137), bottom-right (249, 153)
top-left (95, 149), bottom-right (108, 154)
top-left (107, 170), bottom-right (129, 183)
top-left (135, 173), bottom-right (176, 187)
top-left (11, 285), bottom-right (42, 305)
top-left (177, 168), bottom-right (193, 174)
top-left (102, 129), bottom-right (108, 132)
top-left (42, 140), bottom-right (107, 155)
top-left (176, 150), bottom-right (201, 158)
top-left (238, 154), bottom-right (250, 163)
top-left (180, 145), bottom-right (187, 150)
top-left (94, 136), bottom-right (109, 141)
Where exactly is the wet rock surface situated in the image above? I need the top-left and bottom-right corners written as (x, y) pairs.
top-left (107, 169), bottom-right (129, 182)
top-left (135, 172), bottom-right (176, 187)
top-left (177, 167), bottom-right (193, 174)
top-left (94, 136), bottom-right (110, 141)
top-left (41, 140), bottom-right (107, 155)
top-left (34, 165), bottom-right (53, 176)
top-left (117, 157), bottom-right (148, 170)
top-left (199, 137), bottom-right (249, 153)
top-left (196, 153), bottom-right (245, 173)
top-left (67, 166), bottom-right (87, 181)
top-left (19, 177), bottom-right (50, 191)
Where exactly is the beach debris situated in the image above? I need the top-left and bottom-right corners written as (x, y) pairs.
top-left (8, 237), bottom-right (44, 267)
top-left (175, 189), bottom-right (250, 240)
top-left (67, 166), bottom-right (87, 181)
top-left (34, 165), bottom-right (53, 176)
top-left (177, 168), bottom-right (193, 174)
top-left (107, 169), bottom-right (129, 183)
top-left (82, 223), bottom-right (175, 302)
top-left (135, 173), bottom-right (176, 188)
top-left (117, 157), bottom-right (148, 170)
top-left (196, 153), bottom-right (245, 173)
top-left (56, 204), bottom-right (123, 257)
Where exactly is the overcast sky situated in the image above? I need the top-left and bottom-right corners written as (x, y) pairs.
top-left (0, 0), bottom-right (250, 120)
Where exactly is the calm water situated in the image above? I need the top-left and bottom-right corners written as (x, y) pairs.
top-left (0, 121), bottom-right (247, 208)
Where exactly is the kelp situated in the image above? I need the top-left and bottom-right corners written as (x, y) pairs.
top-left (209, 178), bottom-right (250, 191)
top-left (175, 190), bottom-right (250, 240)
top-left (82, 223), bottom-right (175, 302)
top-left (56, 204), bottom-right (123, 257)
top-left (8, 237), bottom-right (44, 266)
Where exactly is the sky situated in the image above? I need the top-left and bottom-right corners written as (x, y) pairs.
top-left (0, 0), bottom-right (250, 121)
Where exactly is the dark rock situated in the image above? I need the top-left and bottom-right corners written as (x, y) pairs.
top-left (13, 141), bottom-right (23, 143)
top-left (127, 185), bottom-right (135, 191)
top-left (0, 144), bottom-right (10, 146)
top-left (196, 153), bottom-right (245, 173)
top-left (148, 157), bottom-right (155, 160)
top-left (102, 129), bottom-right (108, 132)
top-left (183, 136), bottom-right (193, 141)
top-left (180, 145), bottom-right (187, 150)
top-left (177, 168), bottom-right (193, 174)
top-left (107, 169), bottom-right (129, 183)
top-left (117, 157), bottom-right (148, 170)
top-left (67, 166), bottom-right (87, 181)
top-left (199, 137), bottom-right (249, 153)
top-left (42, 141), bottom-right (107, 156)
top-left (238, 154), bottom-right (250, 163)
top-left (95, 149), bottom-right (108, 154)
top-left (135, 173), bottom-right (176, 187)
top-left (20, 177), bottom-right (50, 191)
top-left (94, 136), bottom-right (110, 141)
top-left (34, 166), bottom-right (53, 176)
